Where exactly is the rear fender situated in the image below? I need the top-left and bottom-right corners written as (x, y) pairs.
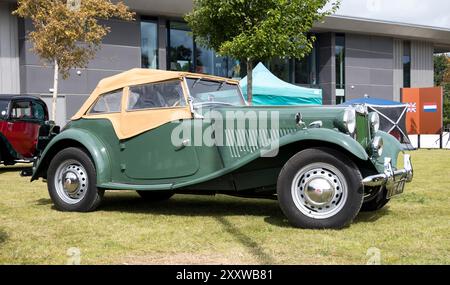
top-left (31, 129), bottom-right (112, 185)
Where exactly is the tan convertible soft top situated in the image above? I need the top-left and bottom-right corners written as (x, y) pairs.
top-left (71, 68), bottom-right (239, 139)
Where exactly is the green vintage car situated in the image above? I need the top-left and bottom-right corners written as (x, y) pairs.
top-left (31, 69), bottom-right (413, 229)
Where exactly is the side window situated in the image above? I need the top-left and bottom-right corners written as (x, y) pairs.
top-left (128, 80), bottom-right (185, 110)
top-left (10, 101), bottom-right (32, 120)
top-left (89, 89), bottom-right (123, 114)
top-left (0, 100), bottom-right (9, 117)
top-left (33, 102), bottom-right (47, 121)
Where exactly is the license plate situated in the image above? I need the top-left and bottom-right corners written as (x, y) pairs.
top-left (387, 180), bottom-right (406, 198)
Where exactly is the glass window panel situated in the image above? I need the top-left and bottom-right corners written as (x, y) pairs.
top-left (294, 45), bottom-right (318, 86)
top-left (11, 101), bottom-right (32, 119)
top-left (195, 46), bottom-right (213, 74)
top-left (228, 58), bottom-right (242, 79)
top-left (403, 41), bottom-right (411, 88)
top-left (195, 45), bottom-right (229, 77)
top-left (0, 100), bottom-right (9, 117)
top-left (33, 102), bottom-right (47, 121)
top-left (128, 80), bottom-right (185, 110)
top-left (169, 22), bottom-right (194, 72)
top-left (186, 78), bottom-right (245, 106)
top-left (295, 56), bottom-right (310, 85)
top-left (89, 90), bottom-right (122, 114)
top-left (335, 34), bottom-right (345, 90)
top-left (141, 20), bottom-right (158, 69)
top-left (267, 58), bottom-right (291, 82)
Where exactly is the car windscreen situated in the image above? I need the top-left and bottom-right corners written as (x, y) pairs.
top-left (0, 100), bottom-right (9, 117)
top-left (186, 78), bottom-right (245, 107)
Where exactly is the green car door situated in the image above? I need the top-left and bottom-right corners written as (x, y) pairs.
top-left (119, 80), bottom-right (200, 180)
top-left (120, 121), bottom-right (200, 180)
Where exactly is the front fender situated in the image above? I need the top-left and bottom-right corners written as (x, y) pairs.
top-left (279, 128), bottom-right (369, 161)
top-left (371, 131), bottom-right (404, 173)
top-left (31, 128), bottom-right (112, 185)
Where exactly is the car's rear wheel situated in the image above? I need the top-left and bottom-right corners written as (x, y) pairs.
top-left (47, 147), bottom-right (104, 212)
top-left (277, 148), bottom-right (364, 229)
top-left (361, 187), bottom-right (390, 212)
top-left (136, 191), bottom-right (174, 201)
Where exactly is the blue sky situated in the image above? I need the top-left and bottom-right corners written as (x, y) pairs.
top-left (326, 0), bottom-right (450, 29)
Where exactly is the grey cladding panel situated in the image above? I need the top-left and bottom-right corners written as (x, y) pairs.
top-left (346, 67), bottom-right (370, 85)
top-left (346, 34), bottom-right (372, 51)
top-left (346, 49), bottom-right (393, 70)
top-left (370, 37), bottom-right (393, 54)
top-left (98, 19), bottom-right (140, 47)
top-left (86, 69), bottom-right (124, 94)
top-left (370, 69), bottom-right (394, 86)
top-left (345, 34), bottom-right (394, 100)
top-left (347, 85), bottom-right (394, 101)
top-left (66, 95), bottom-right (89, 118)
top-left (23, 66), bottom-right (89, 95)
top-left (87, 45), bottom-right (141, 70)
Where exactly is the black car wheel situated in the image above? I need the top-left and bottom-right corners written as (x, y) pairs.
top-left (136, 191), bottom-right (174, 201)
top-left (277, 147), bottom-right (364, 229)
top-left (47, 147), bottom-right (104, 212)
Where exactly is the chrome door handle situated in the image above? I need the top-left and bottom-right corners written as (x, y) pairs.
top-left (174, 139), bottom-right (190, 151)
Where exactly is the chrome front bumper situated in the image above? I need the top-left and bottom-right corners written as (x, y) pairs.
top-left (362, 154), bottom-right (413, 194)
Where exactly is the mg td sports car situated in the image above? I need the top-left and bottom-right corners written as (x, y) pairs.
top-left (30, 69), bottom-right (413, 229)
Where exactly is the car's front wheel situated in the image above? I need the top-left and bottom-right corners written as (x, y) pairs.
top-left (47, 147), bottom-right (104, 212)
top-left (277, 148), bottom-right (364, 229)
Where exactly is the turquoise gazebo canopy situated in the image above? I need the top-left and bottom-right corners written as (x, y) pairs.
top-left (240, 63), bottom-right (322, 105)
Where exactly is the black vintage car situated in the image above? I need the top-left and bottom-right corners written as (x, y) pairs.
top-left (0, 95), bottom-right (58, 166)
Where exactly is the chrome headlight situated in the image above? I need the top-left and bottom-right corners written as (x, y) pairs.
top-left (369, 112), bottom-right (380, 133)
top-left (343, 108), bottom-right (356, 135)
top-left (372, 136), bottom-right (384, 156)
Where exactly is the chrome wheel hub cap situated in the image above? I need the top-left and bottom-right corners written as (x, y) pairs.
top-left (63, 172), bottom-right (80, 195)
top-left (291, 163), bottom-right (348, 219)
top-left (305, 176), bottom-right (335, 207)
top-left (54, 160), bottom-right (88, 204)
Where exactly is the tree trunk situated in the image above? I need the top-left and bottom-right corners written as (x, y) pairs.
top-left (52, 59), bottom-right (59, 122)
top-left (246, 58), bottom-right (253, 105)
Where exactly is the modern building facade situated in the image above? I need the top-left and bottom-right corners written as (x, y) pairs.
top-left (1, 0), bottom-right (450, 126)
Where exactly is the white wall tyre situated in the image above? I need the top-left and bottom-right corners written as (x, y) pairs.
top-left (277, 147), bottom-right (364, 229)
top-left (47, 147), bottom-right (104, 212)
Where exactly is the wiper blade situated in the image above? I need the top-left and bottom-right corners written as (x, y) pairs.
top-left (217, 82), bottom-right (225, 91)
top-left (192, 78), bottom-right (201, 88)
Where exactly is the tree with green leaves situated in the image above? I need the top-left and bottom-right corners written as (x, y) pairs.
top-left (13, 0), bottom-right (134, 121)
top-left (185, 0), bottom-right (339, 104)
top-left (434, 54), bottom-right (449, 86)
top-left (434, 54), bottom-right (450, 127)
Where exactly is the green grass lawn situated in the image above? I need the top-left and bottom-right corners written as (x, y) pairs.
top-left (0, 149), bottom-right (449, 265)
